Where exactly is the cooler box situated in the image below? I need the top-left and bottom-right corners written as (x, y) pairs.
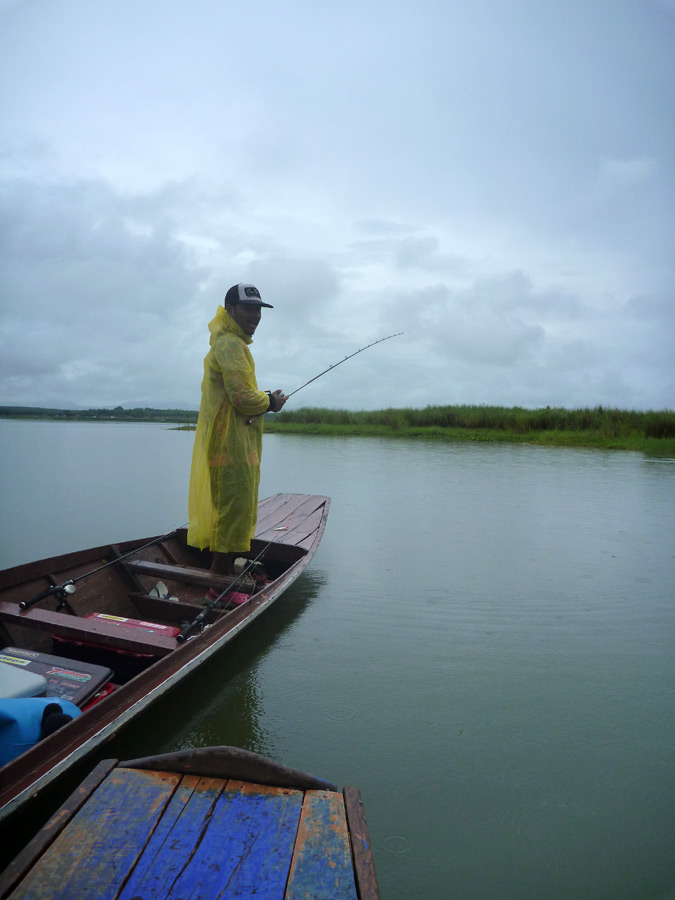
top-left (84, 614), bottom-right (180, 640)
top-left (0, 648), bottom-right (113, 708)
top-left (0, 660), bottom-right (48, 699)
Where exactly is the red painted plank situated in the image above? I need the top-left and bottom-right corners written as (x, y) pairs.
top-left (285, 790), bottom-right (358, 900)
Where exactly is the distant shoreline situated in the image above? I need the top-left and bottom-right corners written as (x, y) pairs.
top-left (2, 404), bottom-right (673, 454)
top-left (0, 405), bottom-right (198, 425)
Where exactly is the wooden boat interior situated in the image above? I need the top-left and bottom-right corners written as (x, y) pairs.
top-left (0, 494), bottom-right (328, 699)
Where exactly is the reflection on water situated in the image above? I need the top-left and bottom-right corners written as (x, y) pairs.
top-left (1, 422), bottom-right (674, 900)
top-left (104, 568), bottom-right (327, 762)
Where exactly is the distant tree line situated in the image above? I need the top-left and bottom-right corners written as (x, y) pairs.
top-left (0, 406), bottom-right (199, 423)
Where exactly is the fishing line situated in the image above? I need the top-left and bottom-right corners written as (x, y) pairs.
top-left (247, 331), bottom-right (403, 424)
top-left (19, 523), bottom-right (189, 610)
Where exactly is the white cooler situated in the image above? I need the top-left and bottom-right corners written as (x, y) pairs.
top-left (0, 660), bottom-right (48, 698)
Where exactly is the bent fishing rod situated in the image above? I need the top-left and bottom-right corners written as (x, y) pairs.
top-left (247, 331), bottom-right (403, 424)
top-left (19, 524), bottom-right (189, 611)
top-left (286, 331), bottom-right (403, 399)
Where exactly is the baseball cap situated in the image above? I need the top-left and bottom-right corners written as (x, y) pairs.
top-left (224, 283), bottom-right (273, 308)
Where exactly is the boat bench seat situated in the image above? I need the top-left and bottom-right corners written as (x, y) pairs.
top-left (124, 560), bottom-right (255, 593)
top-left (0, 602), bottom-right (176, 658)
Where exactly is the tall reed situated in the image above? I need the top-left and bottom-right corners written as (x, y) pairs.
top-left (273, 405), bottom-right (675, 439)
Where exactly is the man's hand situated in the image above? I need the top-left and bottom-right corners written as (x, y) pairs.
top-left (270, 390), bottom-right (287, 411)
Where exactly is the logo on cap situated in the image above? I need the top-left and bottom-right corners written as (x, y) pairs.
top-left (244, 286), bottom-right (261, 299)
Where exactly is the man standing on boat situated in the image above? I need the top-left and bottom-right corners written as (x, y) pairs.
top-left (187, 284), bottom-right (286, 592)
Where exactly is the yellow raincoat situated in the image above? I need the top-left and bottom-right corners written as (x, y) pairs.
top-left (187, 306), bottom-right (270, 553)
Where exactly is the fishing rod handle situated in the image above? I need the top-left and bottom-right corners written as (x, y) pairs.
top-left (177, 614), bottom-right (203, 643)
top-left (19, 582), bottom-right (75, 610)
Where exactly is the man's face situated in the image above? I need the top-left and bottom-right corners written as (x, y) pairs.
top-left (228, 302), bottom-right (262, 337)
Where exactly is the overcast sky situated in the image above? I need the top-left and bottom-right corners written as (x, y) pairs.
top-left (1, 0), bottom-right (673, 411)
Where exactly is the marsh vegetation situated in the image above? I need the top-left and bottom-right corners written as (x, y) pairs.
top-left (266, 404), bottom-right (675, 453)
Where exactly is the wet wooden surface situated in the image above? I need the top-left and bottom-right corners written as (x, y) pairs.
top-left (6, 765), bottom-right (364, 900)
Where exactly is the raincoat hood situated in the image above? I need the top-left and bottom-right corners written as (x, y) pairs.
top-left (208, 306), bottom-right (253, 346)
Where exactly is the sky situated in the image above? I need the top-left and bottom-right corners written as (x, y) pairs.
top-left (0, 0), bottom-right (673, 412)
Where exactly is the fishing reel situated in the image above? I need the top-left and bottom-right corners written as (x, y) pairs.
top-left (19, 581), bottom-right (77, 614)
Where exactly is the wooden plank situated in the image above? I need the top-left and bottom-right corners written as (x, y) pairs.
top-left (0, 546), bottom-right (116, 592)
top-left (123, 561), bottom-right (254, 594)
top-left (343, 785), bottom-right (381, 900)
top-left (109, 545), bottom-right (146, 594)
top-left (253, 493), bottom-right (299, 529)
top-left (129, 592), bottom-right (221, 625)
top-left (254, 494), bottom-right (323, 534)
top-left (285, 790), bottom-right (358, 900)
top-left (156, 541), bottom-right (179, 565)
top-left (297, 530), bottom-right (321, 552)
top-left (167, 780), bottom-right (303, 899)
top-left (0, 602), bottom-right (176, 657)
top-left (116, 774), bottom-right (225, 900)
top-left (257, 505), bottom-right (326, 545)
top-left (260, 494), bottom-right (325, 528)
top-left (8, 768), bottom-right (180, 900)
top-left (0, 759), bottom-right (117, 900)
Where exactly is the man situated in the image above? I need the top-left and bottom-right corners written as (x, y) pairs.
top-left (187, 284), bottom-right (286, 587)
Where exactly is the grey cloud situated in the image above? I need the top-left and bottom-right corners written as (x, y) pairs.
top-left (0, 0), bottom-right (672, 411)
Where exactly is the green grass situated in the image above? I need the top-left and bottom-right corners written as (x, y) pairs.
top-left (264, 405), bottom-right (675, 454)
top-left (4, 403), bottom-right (673, 454)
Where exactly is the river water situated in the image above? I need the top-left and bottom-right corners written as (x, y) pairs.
top-left (1, 420), bottom-right (674, 899)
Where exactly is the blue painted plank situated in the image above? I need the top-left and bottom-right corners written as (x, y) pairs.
top-left (285, 790), bottom-right (358, 900)
top-left (10, 768), bottom-right (180, 900)
top-left (166, 780), bottom-right (304, 900)
top-left (117, 773), bottom-right (224, 900)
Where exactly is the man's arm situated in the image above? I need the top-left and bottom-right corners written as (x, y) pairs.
top-left (215, 337), bottom-right (270, 417)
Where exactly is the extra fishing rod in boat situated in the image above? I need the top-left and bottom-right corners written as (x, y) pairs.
top-left (177, 537), bottom-right (277, 642)
top-left (18, 524), bottom-right (189, 611)
top-left (247, 331), bottom-right (403, 424)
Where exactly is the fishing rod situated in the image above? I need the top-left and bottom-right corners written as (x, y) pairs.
top-left (19, 524), bottom-right (189, 611)
top-left (286, 331), bottom-right (403, 399)
top-left (177, 538), bottom-right (277, 642)
top-left (247, 332), bottom-right (403, 424)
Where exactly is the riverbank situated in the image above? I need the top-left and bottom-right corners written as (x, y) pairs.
top-left (264, 404), bottom-right (675, 455)
top-left (264, 420), bottom-right (675, 454)
top-left (3, 404), bottom-right (674, 454)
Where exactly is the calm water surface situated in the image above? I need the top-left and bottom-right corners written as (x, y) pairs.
top-left (1, 420), bottom-right (674, 899)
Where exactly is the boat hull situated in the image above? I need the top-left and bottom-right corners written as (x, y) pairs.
top-left (0, 493), bottom-right (330, 824)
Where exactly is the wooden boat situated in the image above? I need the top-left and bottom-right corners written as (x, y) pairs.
top-left (0, 745), bottom-right (380, 899)
top-left (0, 493), bottom-right (330, 825)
